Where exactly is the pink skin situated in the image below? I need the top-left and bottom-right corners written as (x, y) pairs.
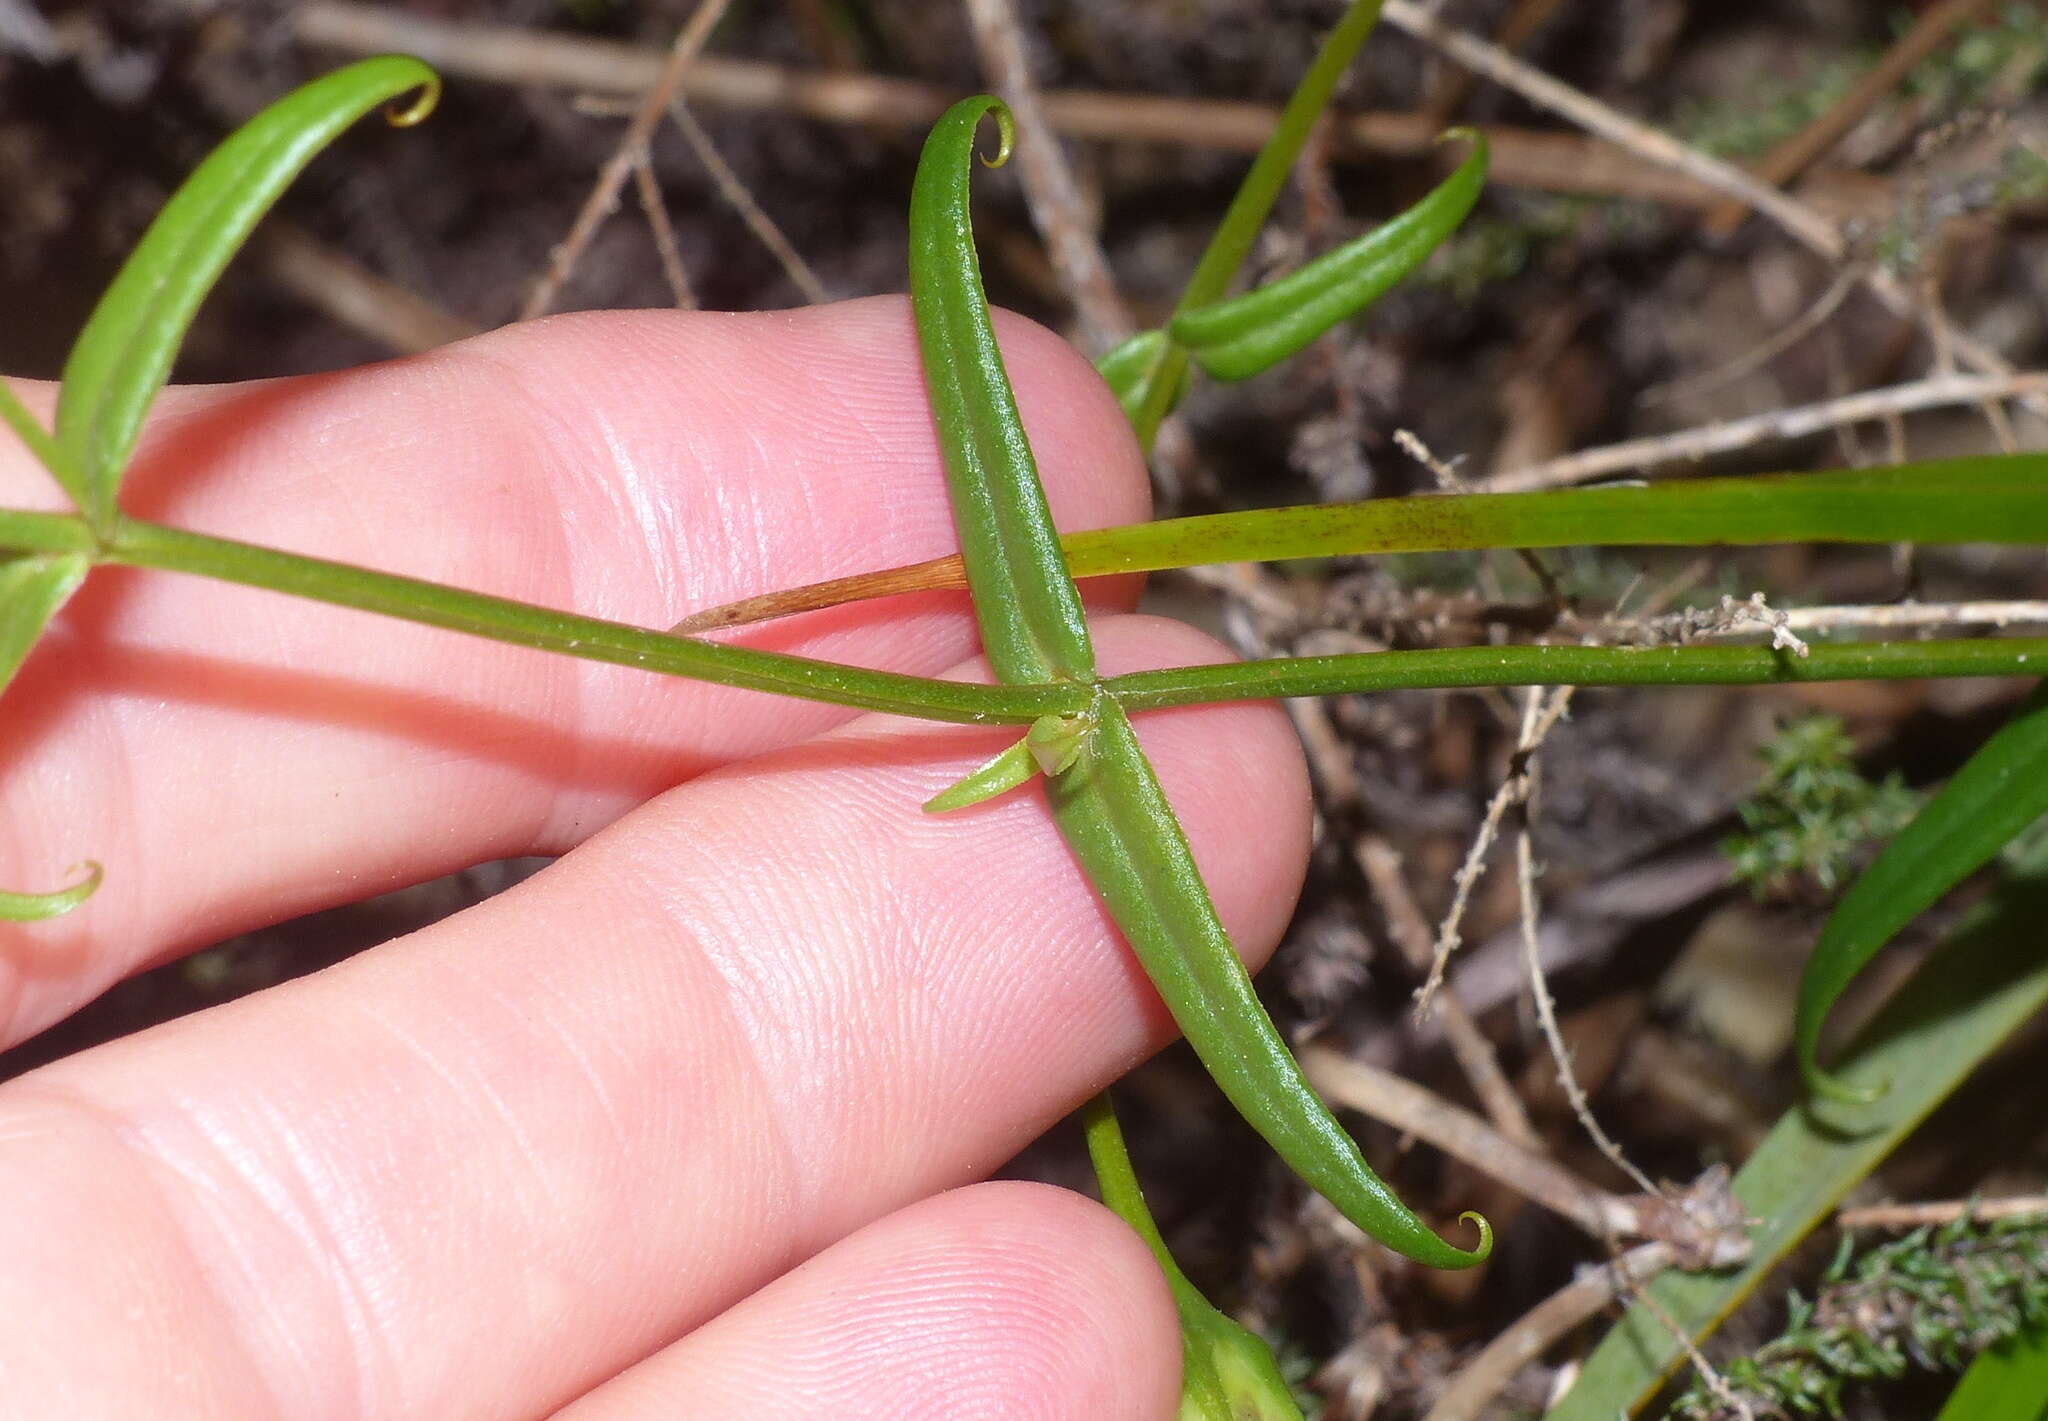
top-left (0, 298), bottom-right (1312, 1419)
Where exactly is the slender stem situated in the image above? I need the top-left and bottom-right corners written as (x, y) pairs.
top-left (1105, 638), bottom-right (2048, 711)
top-left (0, 508), bottom-right (98, 557)
top-left (1081, 1093), bottom-right (1192, 1299)
top-left (100, 515), bottom-right (1078, 725)
top-left (17, 513), bottom-right (2041, 721)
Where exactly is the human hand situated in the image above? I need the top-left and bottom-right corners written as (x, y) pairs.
top-left (0, 297), bottom-right (1311, 1419)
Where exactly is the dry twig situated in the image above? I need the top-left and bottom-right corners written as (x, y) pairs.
top-left (961, 0), bottom-right (1132, 355)
top-left (1487, 370), bottom-right (2048, 492)
top-left (1837, 1195), bottom-right (2048, 1230)
top-left (1379, 0), bottom-right (1841, 256)
top-left (666, 98), bottom-right (830, 305)
top-left (1417, 681), bottom-right (1574, 1009)
top-left (298, 3), bottom-right (1782, 208)
top-left (1701, 0), bottom-right (2003, 237)
top-left (1378, 0), bottom-right (2046, 424)
top-left (257, 223), bottom-right (481, 354)
top-left (1356, 834), bottom-right (1541, 1152)
top-left (1301, 1043), bottom-right (1664, 1246)
top-left (520, 0), bottom-right (732, 320)
top-left (1423, 1242), bottom-right (1675, 1421)
top-left (629, 146), bottom-right (697, 309)
top-left (1511, 691), bottom-right (1660, 1200)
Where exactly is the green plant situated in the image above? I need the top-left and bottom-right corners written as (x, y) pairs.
top-left (1723, 714), bottom-right (1923, 897)
top-left (4, 7), bottom-right (2048, 1416)
top-left (1666, 1214), bottom-right (2048, 1419)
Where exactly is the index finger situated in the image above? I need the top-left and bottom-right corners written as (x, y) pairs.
top-left (0, 296), bottom-right (1149, 1047)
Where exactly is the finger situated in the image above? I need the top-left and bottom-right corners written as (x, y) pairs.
top-left (0, 616), bottom-right (1309, 1421)
top-left (0, 297), bottom-right (1148, 1044)
top-left (555, 1184), bottom-right (1180, 1421)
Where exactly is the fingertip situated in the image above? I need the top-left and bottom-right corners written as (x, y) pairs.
top-left (556, 1181), bottom-right (1182, 1421)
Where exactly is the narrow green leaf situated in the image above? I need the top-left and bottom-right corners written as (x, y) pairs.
top-left (1798, 680), bottom-right (2048, 1102)
top-left (666, 459), bottom-right (2048, 634)
top-left (0, 550), bottom-right (99, 921)
top-left (907, 96), bottom-right (1093, 685)
top-left (1170, 131), bottom-right (1487, 382)
top-left (1934, 1322), bottom-right (2048, 1421)
top-left (1127, 0), bottom-right (1388, 447)
top-left (55, 57), bottom-right (440, 526)
top-left (0, 862), bottom-right (102, 923)
top-left (1059, 458), bottom-right (2048, 579)
top-left (908, 93), bottom-right (1488, 1267)
top-left (1054, 697), bottom-right (1489, 1269)
top-left (1083, 1093), bottom-right (1305, 1421)
top-left (1546, 875), bottom-right (2048, 1420)
top-left (923, 737), bottom-right (1039, 813)
top-left (0, 378), bottom-right (77, 495)
top-left (1093, 330), bottom-right (1178, 427)
top-left (0, 551), bottom-right (88, 694)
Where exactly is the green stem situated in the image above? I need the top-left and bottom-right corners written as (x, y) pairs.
top-left (1105, 638), bottom-right (2048, 710)
top-left (0, 508), bottom-right (98, 557)
top-left (101, 516), bottom-right (1079, 725)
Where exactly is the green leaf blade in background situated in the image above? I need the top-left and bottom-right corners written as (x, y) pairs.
top-left (1934, 1322), bottom-right (2048, 1421)
top-left (1798, 679), bottom-right (2048, 1101)
top-left (1169, 131), bottom-right (1488, 382)
top-left (1545, 875), bottom-right (2048, 1420)
top-left (670, 460), bottom-right (2048, 636)
top-left (1059, 458), bottom-right (2048, 579)
top-left (0, 550), bottom-right (100, 921)
top-left (54, 55), bottom-right (439, 526)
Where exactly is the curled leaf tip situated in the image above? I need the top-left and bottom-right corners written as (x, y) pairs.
top-left (384, 71), bottom-right (443, 128)
top-left (1455, 1209), bottom-right (1494, 1263)
top-left (0, 859), bottom-right (104, 923)
top-left (962, 96), bottom-right (1015, 169)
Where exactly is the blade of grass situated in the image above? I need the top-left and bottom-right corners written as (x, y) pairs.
top-left (1798, 680), bottom-right (2048, 1102)
top-left (1169, 130), bottom-right (1488, 381)
top-left (54, 56), bottom-right (439, 527)
top-left (669, 459), bottom-right (2048, 633)
top-left (909, 93), bottom-right (1488, 1267)
top-left (1545, 873), bottom-right (2048, 1420)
